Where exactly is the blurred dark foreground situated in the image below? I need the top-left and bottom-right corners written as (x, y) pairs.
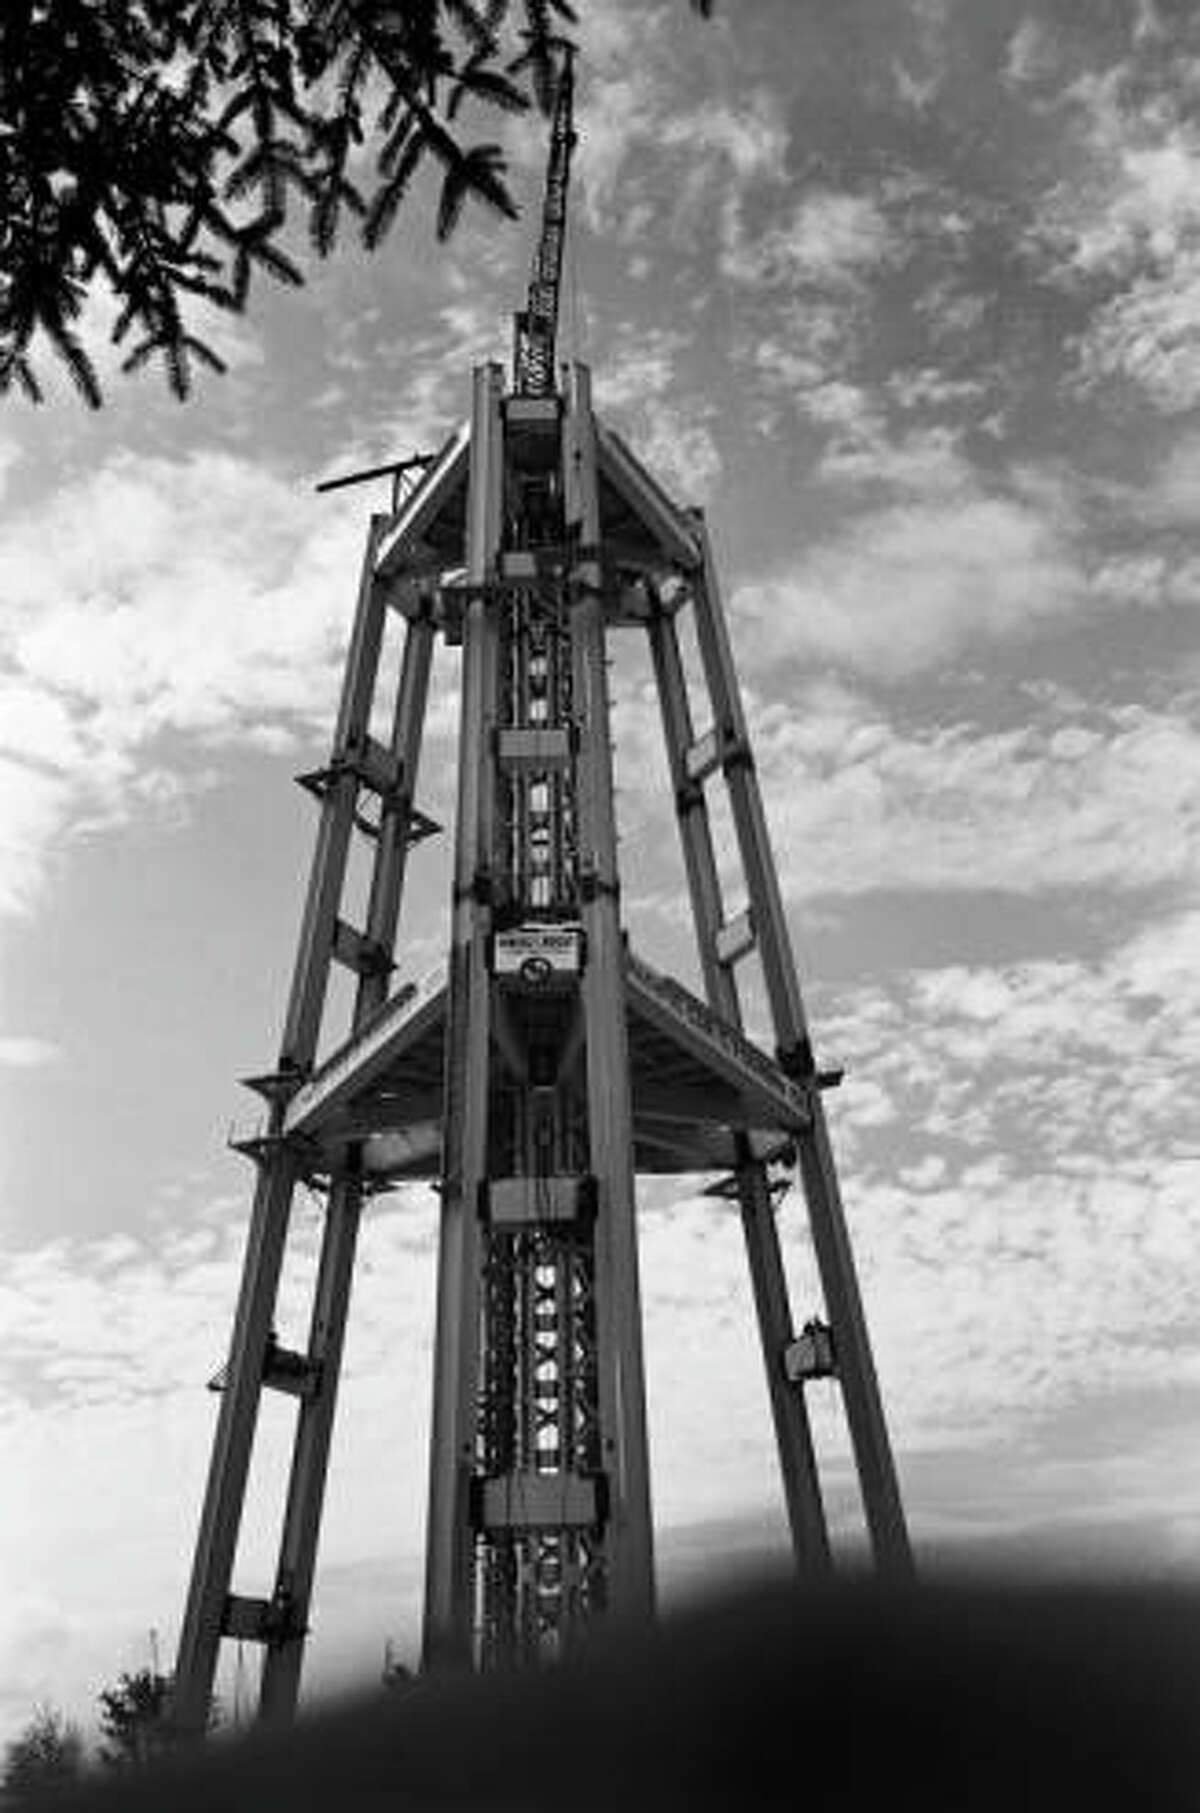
top-left (47, 1575), bottom-right (1200, 1810)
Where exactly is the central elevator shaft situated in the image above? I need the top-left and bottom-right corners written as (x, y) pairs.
top-left (423, 363), bottom-right (654, 1669)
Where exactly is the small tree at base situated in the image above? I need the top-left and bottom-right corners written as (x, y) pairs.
top-left (96, 1669), bottom-right (172, 1770)
top-left (1, 1705), bottom-right (85, 1800)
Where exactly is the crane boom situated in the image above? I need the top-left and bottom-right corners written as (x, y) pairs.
top-left (512, 48), bottom-right (577, 397)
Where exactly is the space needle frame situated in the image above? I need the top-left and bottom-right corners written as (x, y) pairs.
top-left (170, 48), bottom-right (909, 1735)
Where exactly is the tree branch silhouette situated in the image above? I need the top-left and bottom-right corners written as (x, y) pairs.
top-left (1, 1), bottom-right (609, 405)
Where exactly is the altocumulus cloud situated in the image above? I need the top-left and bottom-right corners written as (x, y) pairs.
top-left (754, 692), bottom-right (1200, 901)
top-left (0, 450), bottom-right (375, 917)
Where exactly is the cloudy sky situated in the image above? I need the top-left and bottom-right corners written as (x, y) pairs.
top-left (6, 0), bottom-right (1200, 1750)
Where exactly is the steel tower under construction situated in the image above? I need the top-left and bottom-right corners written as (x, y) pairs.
top-left (171, 55), bottom-right (910, 1735)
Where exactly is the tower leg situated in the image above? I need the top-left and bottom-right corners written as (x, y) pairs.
top-left (175, 513), bottom-right (434, 1731)
top-left (171, 1150), bottom-right (298, 1736)
top-left (647, 599), bottom-right (831, 1575)
top-left (797, 1115), bottom-right (912, 1574)
top-left (688, 523), bottom-right (912, 1578)
top-left (259, 1174), bottom-right (365, 1721)
top-left (261, 597), bottom-right (440, 1714)
top-left (357, 609), bottom-right (437, 1022)
top-left (735, 1151), bottom-right (832, 1572)
top-left (279, 517), bottom-right (395, 1069)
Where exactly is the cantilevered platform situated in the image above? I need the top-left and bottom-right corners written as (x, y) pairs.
top-left (279, 945), bottom-right (809, 1185)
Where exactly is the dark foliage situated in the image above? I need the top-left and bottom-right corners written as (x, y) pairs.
top-left (40, 1579), bottom-right (1200, 1813)
top-left (1, 1705), bottom-right (85, 1800)
top-left (0, 0), bottom-right (588, 405)
top-left (97, 1669), bottom-right (172, 1769)
top-left (1, 1), bottom-right (715, 409)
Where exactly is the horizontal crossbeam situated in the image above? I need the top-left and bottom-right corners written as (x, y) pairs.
top-left (222, 1593), bottom-right (303, 1644)
top-left (471, 1472), bottom-right (606, 1532)
top-left (715, 909), bottom-right (756, 968)
top-left (481, 1175), bottom-right (596, 1227)
top-left (332, 920), bottom-right (394, 979)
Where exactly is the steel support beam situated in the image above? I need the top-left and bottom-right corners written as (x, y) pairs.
top-left (647, 600), bottom-right (831, 1576)
top-left (564, 364), bottom-right (655, 1627)
top-left (357, 609), bottom-right (436, 1022)
top-left (689, 519), bottom-right (912, 1579)
top-left (259, 1172), bottom-right (364, 1721)
top-left (172, 517), bottom-right (397, 1736)
top-left (171, 1147), bottom-right (299, 1736)
top-left (282, 517), bottom-right (394, 1069)
top-left (423, 364), bottom-right (506, 1668)
top-left (256, 603), bottom-right (437, 1720)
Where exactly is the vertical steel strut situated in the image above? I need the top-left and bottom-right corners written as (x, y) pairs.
top-left (172, 520), bottom-right (439, 1734)
top-left (688, 523), bottom-right (911, 1578)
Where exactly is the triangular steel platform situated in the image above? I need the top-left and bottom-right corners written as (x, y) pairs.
top-left (279, 947), bottom-right (808, 1182)
top-left (171, 360), bottom-right (911, 1737)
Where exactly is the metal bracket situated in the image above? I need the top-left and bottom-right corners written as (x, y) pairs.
top-left (702, 1169), bottom-right (790, 1204)
top-left (263, 1338), bottom-right (322, 1401)
top-left (222, 1590), bottom-right (307, 1646)
top-left (331, 919), bottom-right (394, 979)
top-left (239, 1067), bottom-right (306, 1105)
top-left (314, 452), bottom-right (435, 513)
top-left (783, 1319), bottom-right (837, 1384)
top-left (227, 1127), bottom-right (324, 1192)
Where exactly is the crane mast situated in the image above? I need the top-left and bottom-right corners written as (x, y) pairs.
top-left (511, 48), bottom-right (577, 398)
